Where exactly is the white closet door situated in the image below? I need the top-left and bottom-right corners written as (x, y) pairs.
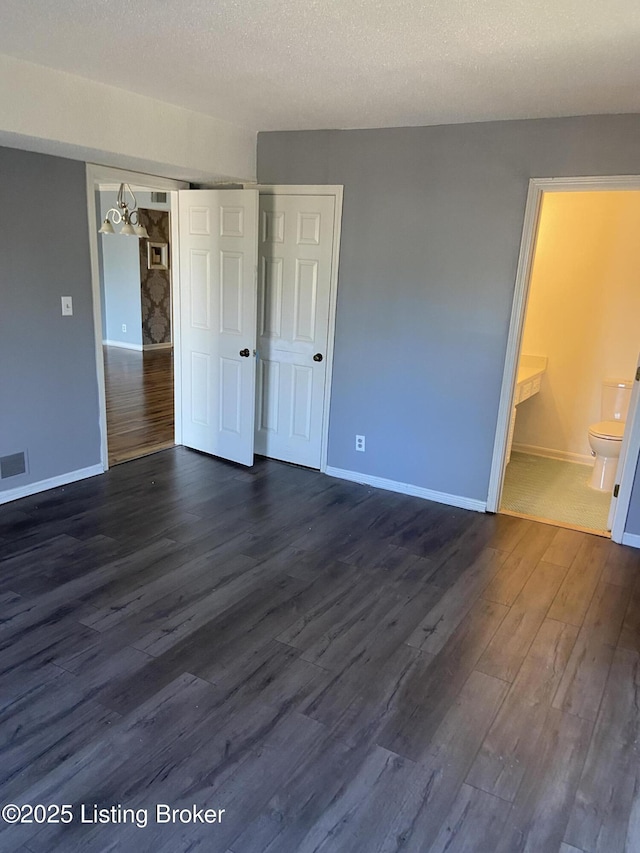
top-left (178, 189), bottom-right (258, 466)
top-left (255, 194), bottom-right (335, 468)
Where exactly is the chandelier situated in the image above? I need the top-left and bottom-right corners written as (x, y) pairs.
top-left (98, 183), bottom-right (149, 238)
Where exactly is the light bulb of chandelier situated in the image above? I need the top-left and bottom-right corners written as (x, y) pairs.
top-left (134, 223), bottom-right (149, 238)
top-left (120, 222), bottom-right (136, 236)
top-left (99, 218), bottom-right (115, 235)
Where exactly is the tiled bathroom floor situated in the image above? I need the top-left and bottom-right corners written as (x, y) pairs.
top-left (500, 451), bottom-right (611, 533)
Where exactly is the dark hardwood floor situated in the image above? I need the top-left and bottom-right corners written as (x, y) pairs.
top-left (1, 447), bottom-right (639, 852)
top-left (104, 345), bottom-right (174, 466)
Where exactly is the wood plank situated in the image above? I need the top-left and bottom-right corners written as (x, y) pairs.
top-left (377, 599), bottom-right (508, 761)
top-left (375, 671), bottom-right (509, 853)
top-left (80, 547), bottom-right (258, 634)
top-left (483, 514), bottom-right (534, 554)
top-left (564, 726), bottom-right (639, 853)
top-left (389, 503), bottom-right (476, 562)
top-left (406, 548), bottom-right (506, 654)
top-left (212, 641), bottom-right (328, 712)
top-left (542, 528), bottom-right (589, 568)
top-left (1, 538), bottom-right (185, 631)
top-left (601, 542), bottom-right (640, 588)
top-left (480, 553), bottom-right (538, 607)
top-left (0, 534), bottom-right (124, 596)
top-left (547, 536), bottom-right (610, 626)
top-left (618, 571), bottom-right (640, 653)
top-left (271, 745), bottom-right (413, 853)
top-left (428, 783), bottom-right (510, 853)
top-left (221, 721), bottom-right (382, 853)
top-left (509, 520), bottom-right (559, 563)
top-left (0, 673), bottom-right (224, 851)
top-left (467, 618), bottom-right (579, 801)
top-left (275, 568), bottom-right (379, 651)
top-left (594, 646), bottom-right (640, 746)
top-left (495, 708), bottom-right (593, 853)
top-left (146, 710), bottom-right (332, 853)
top-left (298, 580), bottom-right (442, 672)
top-left (0, 663), bottom-right (62, 713)
top-left (552, 581), bottom-right (629, 720)
top-left (476, 560), bottom-right (567, 682)
top-left (426, 516), bottom-right (504, 588)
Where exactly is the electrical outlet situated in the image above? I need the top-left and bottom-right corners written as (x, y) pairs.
top-left (355, 435), bottom-right (365, 452)
top-left (122, 324), bottom-right (127, 333)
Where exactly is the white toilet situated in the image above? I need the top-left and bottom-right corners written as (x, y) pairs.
top-left (587, 378), bottom-right (633, 491)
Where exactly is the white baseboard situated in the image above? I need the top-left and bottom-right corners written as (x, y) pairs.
top-left (621, 532), bottom-right (640, 549)
top-left (102, 340), bottom-right (144, 351)
top-left (143, 342), bottom-right (172, 351)
top-left (512, 443), bottom-right (593, 465)
top-left (324, 466), bottom-right (486, 513)
top-left (0, 464), bottom-right (104, 505)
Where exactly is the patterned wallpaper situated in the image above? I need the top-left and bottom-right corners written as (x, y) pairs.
top-left (138, 209), bottom-right (171, 345)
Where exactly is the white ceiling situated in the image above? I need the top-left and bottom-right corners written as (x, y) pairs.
top-left (2, 0), bottom-right (640, 132)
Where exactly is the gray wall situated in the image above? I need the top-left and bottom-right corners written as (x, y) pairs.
top-left (258, 115), bottom-right (640, 534)
top-left (99, 190), bottom-right (143, 346)
top-left (0, 147), bottom-right (100, 492)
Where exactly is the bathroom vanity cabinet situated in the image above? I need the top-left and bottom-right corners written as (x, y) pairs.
top-left (506, 355), bottom-right (548, 462)
top-left (514, 354), bottom-right (548, 405)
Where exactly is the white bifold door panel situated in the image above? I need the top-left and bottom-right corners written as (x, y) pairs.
top-left (255, 194), bottom-right (336, 468)
top-left (178, 190), bottom-right (258, 466)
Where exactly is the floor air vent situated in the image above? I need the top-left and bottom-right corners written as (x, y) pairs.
top-left (0, 452), bottom-right (27, 479)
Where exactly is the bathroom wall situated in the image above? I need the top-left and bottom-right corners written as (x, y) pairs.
top-left (514, 191), bottom-right (640, 461)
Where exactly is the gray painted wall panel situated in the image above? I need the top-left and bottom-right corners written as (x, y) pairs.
top-left (0, 147), bottom-right (100, 491)
top-left (258, 115), bottom-right (640, 533)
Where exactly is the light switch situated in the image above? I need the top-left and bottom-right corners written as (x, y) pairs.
top-left (61, 296), bottom-right (73, 316)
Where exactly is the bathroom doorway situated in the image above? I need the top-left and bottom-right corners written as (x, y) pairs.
top-left (488, 179), bottom-right (640, 541)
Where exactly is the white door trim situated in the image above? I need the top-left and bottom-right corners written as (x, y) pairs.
top-left (256, 185), bottom-right (343, 473)
top-left (611, 357), bottom-right (640, 542)
top-left (85, 164), bottom-right (188, 471)
top-left (487, 174), bottom-right (640, 545)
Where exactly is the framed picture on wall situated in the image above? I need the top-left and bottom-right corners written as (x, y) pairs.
top-left (147, 242), bottom-right (169, 270)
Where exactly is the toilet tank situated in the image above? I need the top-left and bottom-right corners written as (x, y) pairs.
top-left (602, 378), bottom-right (633, 422)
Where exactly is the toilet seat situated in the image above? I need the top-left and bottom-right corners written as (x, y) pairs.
top-left (588, 420), bottom-right (625, 441)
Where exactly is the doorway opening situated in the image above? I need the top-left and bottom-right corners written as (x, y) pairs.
top-left (97, 184), bottom-right (176, 465)
top-left (488, 178), bottom-right (640, 544)
top-left (88, 169), bottom-right (342, 475)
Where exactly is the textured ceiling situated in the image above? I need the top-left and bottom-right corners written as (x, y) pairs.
top-left (2, 0), bottom-right (640, 132)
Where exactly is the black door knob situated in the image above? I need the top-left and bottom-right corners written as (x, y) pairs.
top-left (313, 353), bottom-right (323, 362)
top-left (239, 348), bottom-right (250, 357)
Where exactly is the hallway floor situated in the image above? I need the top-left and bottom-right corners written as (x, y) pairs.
top-left (104, 344), bottom-right (174, 465)
top-left (501, 452), bottom-right (611, 533)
